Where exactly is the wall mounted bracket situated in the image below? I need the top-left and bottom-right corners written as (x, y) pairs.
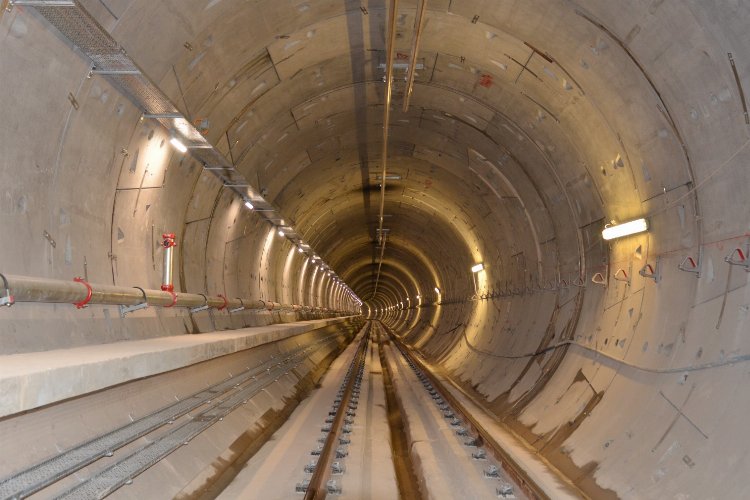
top-left (190, 294), bottom-right (210, 313)
top-left (639, 258), bottom-right (661, 282)
top-left (725, 247), bottom-right (750, 271)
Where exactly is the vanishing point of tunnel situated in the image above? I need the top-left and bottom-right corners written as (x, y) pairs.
top-left (1, 0), bottom-right (749, 498)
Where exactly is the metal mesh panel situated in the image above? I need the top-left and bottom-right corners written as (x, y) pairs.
top-left (34, 5), bottom-right (135, 71)
top-left (0, 339), bottom-right (334, 499)
top-left (110, 74), bottom-right (176, 116)
top-left (21, 0), bottom-right (306, 250)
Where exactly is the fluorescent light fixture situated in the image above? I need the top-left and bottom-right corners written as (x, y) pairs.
top-left (434, 287), bottom-right (440, 294)
top-left (169, 137), bottom-right (187, 153)
top-left (277, 229), bottom-right (284, 237)
top-left (244, 201), bottom-right (254, 209)
top-left (298, 247), bottom-right (303, 253)
top-left (602, 218), bottom-right (648, 241)
top-left (471, 263), bottom-right (484, 273)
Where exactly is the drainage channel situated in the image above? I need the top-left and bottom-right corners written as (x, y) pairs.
top-left (295, 324), bottom-right (370, 498)
top-left (0, 333), bottom-right (342, 500)
top-left (382, 321), bottom-right (547, 500)
top-left (375, 323), bottom-right (423, 500)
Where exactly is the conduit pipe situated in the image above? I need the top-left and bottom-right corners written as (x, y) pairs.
top-left (0, 274), bottom-right (351, 314)
top-left (373, 0), bottom-right (399, 298)
top-left (402, 0), bottom-right (427, 112)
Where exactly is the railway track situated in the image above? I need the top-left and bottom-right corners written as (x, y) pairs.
top-left (381, 321), bottom-right (547, 500)
top-left (295, 323), bottom-right (370, 498)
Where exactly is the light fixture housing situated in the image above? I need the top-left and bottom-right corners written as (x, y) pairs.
top-left (471, 263), bottom-right (485, 273)
top-left (169, 137), bottom-right (187, 153)
top-left (602, 218), bottom-right (648, 241)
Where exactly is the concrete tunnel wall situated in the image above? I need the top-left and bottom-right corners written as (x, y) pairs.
top-left (1, 1), bottom-right (749, 498)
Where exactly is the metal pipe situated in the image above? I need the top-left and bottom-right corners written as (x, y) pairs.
top-left (402, 0), bottom-right (428, 112)
top-left (2, 274), bottom-right (351, 314)
top-left (373, 0), bottom-right (399, 299)
top-left (161, 233), bottom-right (176, 292)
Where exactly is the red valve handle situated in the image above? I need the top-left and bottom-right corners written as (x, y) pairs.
top-left (162, 233), bottom-right (177, 248)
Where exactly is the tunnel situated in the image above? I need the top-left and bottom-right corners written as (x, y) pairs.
top-left (1, 0), bottom-right (748, 498)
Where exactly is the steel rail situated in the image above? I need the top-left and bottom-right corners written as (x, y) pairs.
top-left (303, 325), bottom-right (370, 499)
top-left (0, 335), bottom-right (341, 499)
top-left (380, 321), bottom-right (552, 500)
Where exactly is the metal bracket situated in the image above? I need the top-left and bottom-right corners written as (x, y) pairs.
top-left (613, 268), bottom-right (630, 285)
top-left (90, 68), bottom-right (140, 76)
top-left (591, 272), bottom-right (606, 286)
top-left (0, 273), bottom-right (13, 307)
top-left (639, 260), bottom-right (661, 282)
top-left (119, 302), bottom-right (148, 317)
top-left (190, 294), bottom-right (209, 313)
top-left (229, 297), bottom-right (245, 313)
top-left (142, 113), bottom-right (182, 119)
top-left (678, 254), bottom-right (701, 277)
top-left (120, 287), bottom-right (148, 317)
top-left (725, 247), bottom-right (750, 271)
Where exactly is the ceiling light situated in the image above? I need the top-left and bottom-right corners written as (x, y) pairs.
top-left (602, 218), bottom-right (648, 241)
top-left (434, 287), bottom-right (440, 294)
top-left (277, 229), bottom-right (284, 237)
top-left (298, 247), bottom-right (303, 253)
top-left (471, 263), bottom-right (484, 273)
top-left (244, 201), bottom-right (254, 210)
top-left (169, 137), bottom-right (187, 153)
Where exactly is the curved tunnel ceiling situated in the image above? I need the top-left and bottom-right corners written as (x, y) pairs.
top-left (152, 1), bottom-right (613, 306)
top-left (3, 0), bottom-right (750, 497)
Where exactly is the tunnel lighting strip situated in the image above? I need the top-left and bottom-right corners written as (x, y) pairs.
top-left (372, 0), bottom-right (399, 299)
top-left (601, 218), bottom-right (648, 241)
top-left (13, 0), bottom-right (361, 306)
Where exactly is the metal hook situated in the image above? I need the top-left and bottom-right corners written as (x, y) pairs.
top-left (678, 255), bottom-right (701, 277)
top-left (725, 247), bottom-right (750, 271)
top-left (613, 268), bottom-right (630, 285)
top-left (591, 272), bottom-right (606, 286)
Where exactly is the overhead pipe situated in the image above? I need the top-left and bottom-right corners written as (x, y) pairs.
top-left (402, 0), bottom-right (428, 112)
top-left (0, 274), bottom-right (352, 315)
top-left (373, 0), bottom-right (399, 299)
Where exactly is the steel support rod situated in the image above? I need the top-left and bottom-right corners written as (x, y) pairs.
top-left (402, 0), bottom-right (428, 112)
top-left (2, 274), bottom-right (347, 314)
top-left (373, 0), bottom-right (399, 299)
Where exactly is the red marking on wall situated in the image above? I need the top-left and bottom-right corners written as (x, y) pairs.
top-left (479, 74), bottom-right (493, 88)
top-left (396, 52), bottom-right (409, 60)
